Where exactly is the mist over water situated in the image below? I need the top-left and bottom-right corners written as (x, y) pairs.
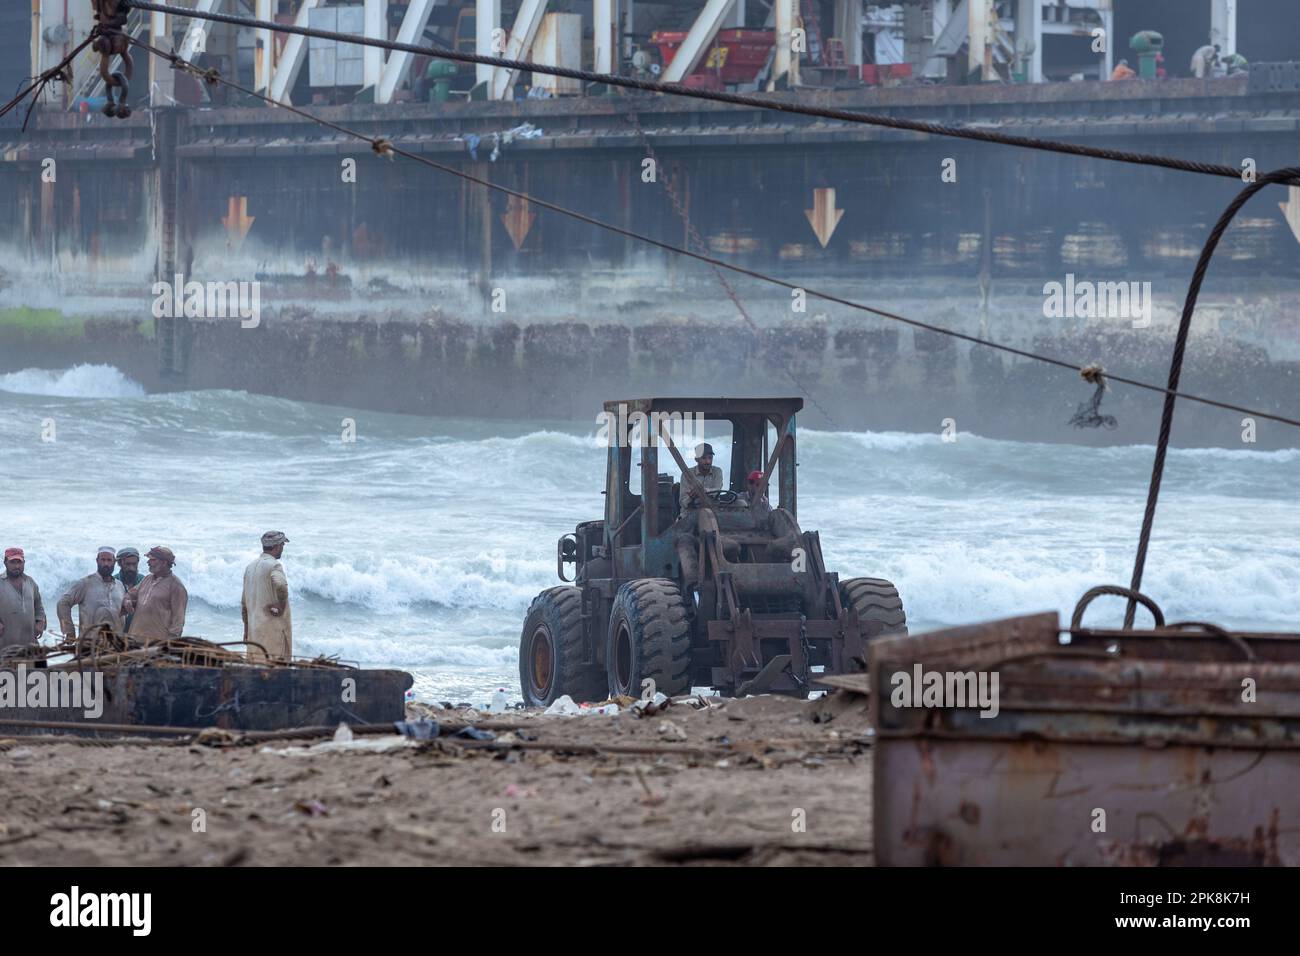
top-left (2, 364), bottom-right (1297, 702)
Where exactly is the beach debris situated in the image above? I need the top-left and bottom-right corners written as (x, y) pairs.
top-left (333, 722), bottom-right (353, 743)
top-left (544, 694), bottom-right (582, 717)
top-left (394, 718), bottom-right (439, 740)
top-left (293, 798), bottom-right (329, 817)
top-left (541, 695), bottom-right (622, 717)
top-left (657, 720), bottom-right (687, 742)
top-left (262, 736), bottom-right (418, 756)
top-left (635, 768), bottom-right (665, 806)
top-left (6, 748), bottom-right (33, 762)
top-left (487, 688), bottom-right (510, 714)
top-left (195, 727), bottom-right (241, 747)
top-left (452, 726), bottom-right (496, 742)
top-left (630, 692), bottom-right (671, 718)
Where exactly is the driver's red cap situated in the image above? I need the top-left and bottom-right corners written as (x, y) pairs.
top-left (747, 471), bottom-right (763, 482)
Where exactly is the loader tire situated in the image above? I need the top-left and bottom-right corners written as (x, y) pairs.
top-left (520, 587), bottom-right (605, 708)
top-left (606, 579), bottom-right (692, 699)
top-left (840, 577), bottom-right (908, 639)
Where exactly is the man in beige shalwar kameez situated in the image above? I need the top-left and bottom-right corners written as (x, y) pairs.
top-left (242, 531), bottom-right (292, 660)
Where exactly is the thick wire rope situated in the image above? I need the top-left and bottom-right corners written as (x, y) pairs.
top-left (1123, 166), bottom-right (1300, 627)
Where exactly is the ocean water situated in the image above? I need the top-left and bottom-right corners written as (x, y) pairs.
top-left (2, 363), bottom-right (1298, 703)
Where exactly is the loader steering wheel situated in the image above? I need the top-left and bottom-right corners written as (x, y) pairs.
top-left (706, 489), bottom-right (739, 505)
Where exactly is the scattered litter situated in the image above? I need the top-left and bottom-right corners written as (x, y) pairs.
top-left (195, 727), bottom-right (241, 747)
top-left (544, 694), bottom-right (582, 717)
top-left (487, 688), bottom-right (510, 714)
top-left (261, 736), bottom-right (418, 756)
top-left (583, 702), bottom-right (620, 716)
top-left (657, 720), bottom-right (687, 741)
top-left (333, 722), bottom-right (353, 743)
top-left (452, 726), bottom-right (496, 742)
top-left (631, 692), bottom-right (671, 718)
top-left (7, 748), bottom-right (33, 761)
top-left (293, 799), bottom-right (329, 817)
top-left (394, 718), bottom-right (440, 740)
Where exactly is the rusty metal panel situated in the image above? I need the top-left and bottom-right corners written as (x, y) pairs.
top-left (0, 664), bottom-right (412, 735)
top-left (874, 737), bottom-right (1293, 866)
top-left (871, 613), bottom-right (1300, 866)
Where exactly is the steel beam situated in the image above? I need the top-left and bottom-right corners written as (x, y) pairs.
top-left (476, 0), bottom-right (501, 88)
top-left (255, 0), bottom-right (273, 92)
top-left (772, 0), bottom-right (794, 86)
top-left (1210, 0), bottom-right (1237, 54)
top-left (363, 0), bottom-right (388, 89)
top-left (149, 10), bottom-right (174, 104)
top-left (968, 0), bottom-right (991, 79)
top-left (593, 0), bottom-right (618, 75)
top-left (1099, 5), bottom-right (1112, 81)
top-left (663, 0), bottom-right (736, 83)
top-left (1015, 0), bottom-right (1040, 82)
top-left (268, 0), bottom-right (323, 105)
top-left (376, 0), bottom-right (443, 105)
top-left (177, 0), bottom-right (224, 63)
top-left (490, 0), bottom-right (550, 100)
top-left (833, 0), bottom-right (861, 66)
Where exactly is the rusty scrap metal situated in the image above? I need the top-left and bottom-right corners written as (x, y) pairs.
top-left (869, 605), bottom-right (1300, 866)
top-left (92, 0), bottom-right (134, 118)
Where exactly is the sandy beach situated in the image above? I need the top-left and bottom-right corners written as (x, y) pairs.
top-left (0, 692), bottom-right (873, 866)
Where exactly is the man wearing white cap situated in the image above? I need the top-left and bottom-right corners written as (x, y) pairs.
top-left (242, 531), bottom-right (292, 661)
top-left (56, 547), bottom-right (127, 640)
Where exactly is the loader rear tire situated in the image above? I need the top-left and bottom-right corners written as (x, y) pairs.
top-left (606, 579), bottom-right (692, 699)
top-left (840, 577), bottom-right (908, 639)
top-left (520, 587), bottom-right (605, 708)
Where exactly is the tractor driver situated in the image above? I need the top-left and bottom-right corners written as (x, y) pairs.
top-left (679, 442), bottom-right (724, 513)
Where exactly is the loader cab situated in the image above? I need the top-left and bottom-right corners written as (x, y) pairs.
top-left (601, 398), bottom-right (801, 581)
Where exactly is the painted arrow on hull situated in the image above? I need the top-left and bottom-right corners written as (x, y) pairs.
top-left (804, 187), bottom-right (844, 248)
top-left (222, 196), bottom-right (255, 245)
top-left (501, 195), bottom-right (535, 250)
top-left (1280, 185), bottom-right (1300, 244)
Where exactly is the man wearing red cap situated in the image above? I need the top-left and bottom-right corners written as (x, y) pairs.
top-left (744, 470), bottom-right (772, 517)
top-left (0, 548), bottom-right (46, 649)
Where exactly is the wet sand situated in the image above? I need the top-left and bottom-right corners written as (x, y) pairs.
top-left (0, 693), bottom-right (874, 866)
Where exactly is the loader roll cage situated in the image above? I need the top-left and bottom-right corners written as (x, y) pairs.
top-left (602, 397), bottom-right (800, 582)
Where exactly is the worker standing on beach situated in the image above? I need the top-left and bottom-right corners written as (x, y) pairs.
top-left (115, 547), bottom-right (144, 632)
top-left (56, 546), bottom-right (126, 639)
top-left (123, 546), bottom-right (188, 644)
top-left (242, 531), bottom-right (292, 660)
top-left (0, 548), bottom-right (46, 649)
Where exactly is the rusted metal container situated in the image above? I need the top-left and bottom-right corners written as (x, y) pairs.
top-left (870, 612), bottom-right (1300, 865)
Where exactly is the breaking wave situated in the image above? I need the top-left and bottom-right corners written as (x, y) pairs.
top-left (0, 364), bottom-right (146, 399)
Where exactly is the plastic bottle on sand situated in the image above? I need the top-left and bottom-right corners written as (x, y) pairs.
top-left (488, 688), bottom-right (509, 714)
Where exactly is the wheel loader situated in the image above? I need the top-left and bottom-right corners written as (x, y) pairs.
top-left (519, 397), bottom-right (907, 705)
